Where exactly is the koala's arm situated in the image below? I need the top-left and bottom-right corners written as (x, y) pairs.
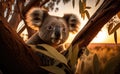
top-left (26, 32), bottom-right (45, 44)
top-left (55, 45), bottom-right (64, 52)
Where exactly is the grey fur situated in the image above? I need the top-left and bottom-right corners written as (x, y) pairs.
top-left (25, 7), bottom-right (80, 52)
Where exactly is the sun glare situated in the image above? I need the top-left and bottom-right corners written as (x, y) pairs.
top-left (91, 30), bottom-right (108, 43)
top-left (66, 29), bottom-right (108, 44)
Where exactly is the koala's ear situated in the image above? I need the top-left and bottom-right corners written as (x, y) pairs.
top-left (25, 7), bottom-right (48, 30)
top-left (63, 14), bottom-right (80, 33)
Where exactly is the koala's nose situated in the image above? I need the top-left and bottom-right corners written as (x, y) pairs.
top-left (55, 31), bottom-right (60, 39)
top-left (55, 27), bottom-right (62, 39)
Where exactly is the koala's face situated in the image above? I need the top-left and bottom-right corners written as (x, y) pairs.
top-left (38, 16), bottom-right (69, 46)
top-left (26, 7), bottom-right (80, 46)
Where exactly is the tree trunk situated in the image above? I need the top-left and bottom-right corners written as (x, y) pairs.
top-left (0, 16), bottom-right (47, 74)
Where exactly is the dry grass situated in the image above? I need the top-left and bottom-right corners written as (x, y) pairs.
top-left (76, 43), bottom-right (120, 74)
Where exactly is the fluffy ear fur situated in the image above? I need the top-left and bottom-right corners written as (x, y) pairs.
top-left (63, 14), bottom-right (80, 33)
top-left (25, 7), bottom-right (48, 30)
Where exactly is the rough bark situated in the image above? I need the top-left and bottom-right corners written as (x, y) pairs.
top-left (0, 16), bottom-right (47, 74)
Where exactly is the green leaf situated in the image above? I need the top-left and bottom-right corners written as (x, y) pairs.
top-left (83, 0), bottom-right (86, 9)
top-left (29, 44), bottom-right (68, 65)
top-left (79, 0), bottom-right (85, 19)
top-left (39, 44), bottom-right (68, 65)
top-left (79, 0), bottom-right (83, 14)
top-left (85, 10), bottom-right (90, 19)
top-left (79, 0), bottom-right (90, 19)
top-left (114, 31), bottom-right (117, 44)
top-left (86, 6), bottom-right (91, 9)
top-left (93, 54), bottom-right (99, 74)
top-left (67, 45), bottom-right (73, 60)
top-left (72, 0), bottom-right (75, 8)
top-left (41, 66), bottom-right (66, 74)
top-left (82, 12), bottom-right (85, 19)
top-left (70, 44), bottom-right (79, 69)
top-left (28, 45), bottom-right (55, 59)
top-left (108, 23), bottom-right (114, 35)
top-left (109, 23), bottom-right (120, 35)
top-left (95, 0), bottom-right (100, 6)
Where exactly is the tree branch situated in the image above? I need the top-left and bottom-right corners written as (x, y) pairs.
top-left (72, 0), bottom-right (120, 48)
top-left (0, 15), bottom-right (47, 74)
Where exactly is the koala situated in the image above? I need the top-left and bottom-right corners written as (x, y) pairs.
top-left (25, 7), bottom-right (80, 52)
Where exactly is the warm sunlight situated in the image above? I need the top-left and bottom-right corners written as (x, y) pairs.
top-left (66, 28), bottom-right (108, 43)
top-left (91, 30), bottom-right (108, 43)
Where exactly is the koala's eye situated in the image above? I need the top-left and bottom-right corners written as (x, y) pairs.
top-left (71, 24), bottom-right (75, 27)
top-left (47, 26), bottom-right (53, 30)
top-left (33, 11), bottom-right (39, 17)
top-left (63, 28), bottom-right (66, 32)
top-left (71, 19), bottom-right (76, 22)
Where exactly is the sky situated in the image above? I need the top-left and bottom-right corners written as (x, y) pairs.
top-left (49, 0), bottom-right (120, 43)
